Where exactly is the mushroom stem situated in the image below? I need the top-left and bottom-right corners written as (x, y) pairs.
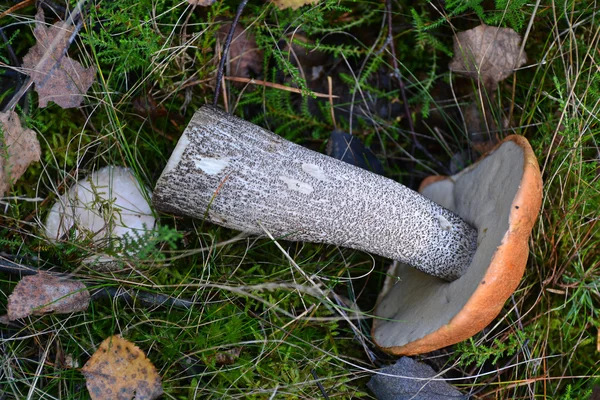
top-left (153, 106), bottom-right (477, 281)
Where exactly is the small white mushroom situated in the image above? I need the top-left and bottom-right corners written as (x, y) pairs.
top-left (44, 166), bottom-right (155, 252)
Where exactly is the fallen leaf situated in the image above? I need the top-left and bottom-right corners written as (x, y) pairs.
top-left (217, 23), bottom-right (263, 79)
top-left (212, 347), bottom-right (242, 366)
top-left (187, 0), bottom-right (216, 5)
top-left (0, 110), bottom-right (41, 196)
top-left (271, 0), bottom-right (320, 11)
top-left (7, 273), bottom-right (90, 320)
top-left (82, 335), bottom-right (163, 400)
top-left (22, 9), bottom-right (96, 108)
top-left (449, 24), bottom-right (527, 89)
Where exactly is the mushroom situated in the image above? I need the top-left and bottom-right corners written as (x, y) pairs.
top-left (153, 107), bottom-right (542, 353)
top-left (372, 135), bottom-right (542, 355)
top-left (153, 106), bottom-right (478, 281)
top-left (44, 166), bottom-right (155, 262)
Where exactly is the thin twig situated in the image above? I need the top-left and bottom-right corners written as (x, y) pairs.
top-left (327, 76), bottom-right (337, 130)
top-left (224, 76), bottom-right (339, 99)
top-left (0, 256), bottom-right (198, 310)
top-left (0, 255), bottom-right (355, 321)
top-left (0, 0), bottom-right (35, 20)
top-left (386, 0), bottom-right (413, 136)
top-left (385, 0), bottom-right (448, 174)
top-left (347, 14), bottom-right (387, 135)
top-left (0, 27), bottom-right (19, 67)
top-left (0, 256), bottom-right (39, 276)
top-left (508, 0), bottom-right (541, 124)
top-left (91, 287), bottom-right (197, 309)
top-left (311, 369), bottom-right (331, 400)
top-left (213, 0), bottom-right (249, 108)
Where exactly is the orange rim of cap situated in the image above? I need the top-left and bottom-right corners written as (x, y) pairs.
top-left (373, 135), bottom-right (543, 355)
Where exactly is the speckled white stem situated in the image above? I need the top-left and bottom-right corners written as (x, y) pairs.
top-left (153, 106), bottom-right (477, 281)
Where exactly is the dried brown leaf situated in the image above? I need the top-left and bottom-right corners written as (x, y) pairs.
top-left (82, 335), bottom-right (163, 400)
top-left (0, 110), bottom-right (41, 196)
top-left (449, 24), bottom-right (527, 89)
top-left (211, 347), bottom-right (242, 366)
top-left (22, 9), bottom-right (96, 108)
top-left (271, 0), bottom-right (320, 10)
top-left (7, 273), bottom-right (90, 320)
top-left (217, 23), bottom-right (263, 79)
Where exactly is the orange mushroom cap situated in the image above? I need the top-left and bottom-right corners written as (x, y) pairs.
top-left (372, 135), bottom-right (542, 355)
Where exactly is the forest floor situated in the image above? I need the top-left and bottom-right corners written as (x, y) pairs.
top-left (0, 0), bottom-right (599, 398)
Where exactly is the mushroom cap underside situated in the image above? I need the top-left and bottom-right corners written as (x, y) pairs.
top-left (372, 135), bottom-right (542, 355)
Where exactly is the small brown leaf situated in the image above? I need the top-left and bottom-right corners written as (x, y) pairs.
top-left (82, 335), bottom-right (163, 400)
top-left (22, 9), bottom-right (96, 108)
top-left (7, 273), bottom-right (90, 320)
top-left (217, 23), bottom-right (263, 79)
top-left (212, 347), bottom-right (242, 366)
top-left (271, 0), bottom-right (320, 11)
top-left (449, 24), bottom-right (527, 89)
top-left (0, 110), bottom-right (41, 196)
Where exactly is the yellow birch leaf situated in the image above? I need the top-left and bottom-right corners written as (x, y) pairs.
top-left (82, 335), bottom-right (163, 400)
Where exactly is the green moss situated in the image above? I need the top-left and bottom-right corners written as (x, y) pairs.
top-left (1, 0), bottom-right (600, 398)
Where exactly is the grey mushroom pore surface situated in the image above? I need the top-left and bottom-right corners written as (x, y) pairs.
top-left (373, 138), bottom-right (529, 351)
top-left (153, 105), bottom-right (478, 281)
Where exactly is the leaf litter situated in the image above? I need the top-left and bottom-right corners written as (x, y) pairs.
top-left (449, 24), bottom-right (527, 153)
top-left (7, 273), bottom-right (90, 320)
top-left (449, 24), bottom-right (527, 90)
top-left (0, 110), bottom-right (41, 196)
top-left (82, 335), bottom-right (163, 400)
top-left (0, 7), bottom-right (535, 399)
top-left (217, 22), bottom-right (263, 80)
top-left (22, 8), bottom-right (96, 109)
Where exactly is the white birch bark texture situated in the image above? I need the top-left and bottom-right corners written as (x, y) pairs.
top-left (153, 106), bottom-right (477, 281)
